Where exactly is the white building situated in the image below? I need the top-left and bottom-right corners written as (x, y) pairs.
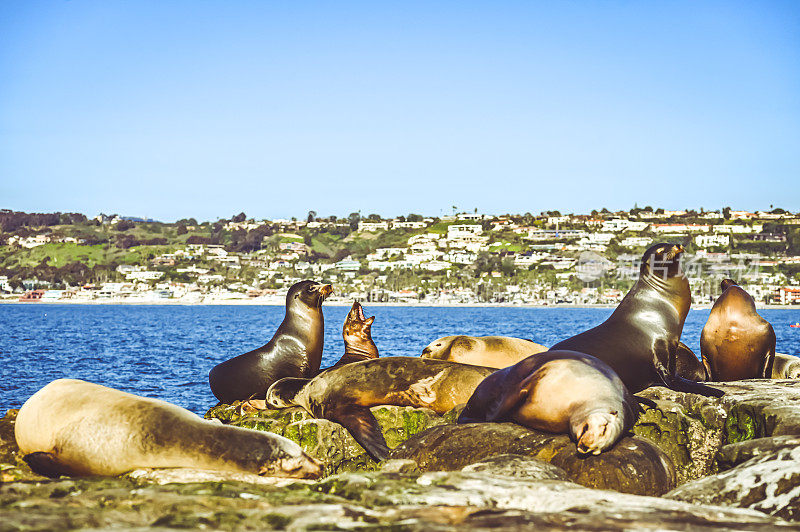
top-left (125, 270), bottom-right (165, 281)
top-left (358, 221), bottom-right (389, 232)
top-left (620, 236), bottom-right (652, 248)
top-left (713, 224), bottom-right (763, 234)
top-left (447, 224), bottom-right (484, 238)
top-left (392, 220), bottom-right (429, 229)
top-left (601, 219), bottom-right (649, 232)
top-left (695, 234), bottom-right (730, 248)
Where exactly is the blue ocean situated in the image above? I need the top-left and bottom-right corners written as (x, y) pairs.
top-left (2, 304), bottom-right (799, 415)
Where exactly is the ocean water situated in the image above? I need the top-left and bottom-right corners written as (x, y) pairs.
top-left (1, 303), bottom-right (799, 415)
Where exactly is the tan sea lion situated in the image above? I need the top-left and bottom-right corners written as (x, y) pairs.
top-left (421, 335), bottom-right (547, 368)
top-left (209, 280), bottom-right (332, 403)
top-left (772, 353), bottom-right (800, 379)
top-left (328, 301), bottom-right (379, 369)
top-left (15, 379), bottom-right (322, 479)
top-left (551, 243), bottom-right (722, 397)
top-left (701, 279), bottom-right (775, 381)
top-left (266, 357), bottom-right (495, 460)
top-left (457, 350), bottom-right (641, 455)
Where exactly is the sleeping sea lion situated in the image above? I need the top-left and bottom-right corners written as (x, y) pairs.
top-left (772, 353), bottom-right (800, 379)
top-left (551, 243), bottom-right (722, 397)
top-left (421, 335), bottom-right (547, 368)
top-left (701, 279), bottom-right (776, 381)
top-left (15, 379), bottom-right (322, 479)
top-left (457, 350), bottom-right (640, 455)
top-left (328, 301), bottom-right (379, 369)
top-left (209, 280), bottom-right (332, 403)
top-left (265, 357), bottom-right (495, 461)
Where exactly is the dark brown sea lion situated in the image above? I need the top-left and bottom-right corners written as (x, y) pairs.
top-left (329, 301), bottom-right (379, 369)
top-left (265, 357), bottom-right (495, 460)
top-left (15, 379), bottom-right (322, 479)
top-left (701, 279), bottom-right (776, 381)
top-left (772, 353), bottom-right (800, 379)
top-left (421, 335), bottom-right (547, 368)
top-left (209, 280), bottom-right (332, 404)
top-left (551, 243), bottom-right (723, 397)
top-left (457, 350), bottom-right (640, 455)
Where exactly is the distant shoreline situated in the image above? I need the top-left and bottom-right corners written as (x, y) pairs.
top-left (0, 299), bottom-right (797, 311)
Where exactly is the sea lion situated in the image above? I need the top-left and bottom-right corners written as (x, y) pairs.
top-left (701, 279), bottom-right (776, 381)
top-left (209, 280), bottom-right (332, 403)
top-left (675, 342), bottom-right (709, 381)
top-left (15, 379), bottom-right (322, 479)
top-left (266, 357), bottom-right (495, 460)
top-left (421, 335), bottom-right (547, 368)
top-left (457, 350), bottom-right (640, 455)
top-left (328, 301), bottom-right (379, 369)
top-left (551, 243), bottom-right (722, 397)
top-left (772, 353), bottom-right (800, 379)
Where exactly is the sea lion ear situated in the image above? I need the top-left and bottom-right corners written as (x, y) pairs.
top-left (365, 317), bottom-right (375, 326)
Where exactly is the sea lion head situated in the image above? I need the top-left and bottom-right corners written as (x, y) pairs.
top-left (720, 278), bottom-right (738, 291)
top-left (265, 377), bottom-right (310, 408)
top-left (343, 301), bottom-right (375, 348)
top-left (640, 243), bottom-right (685, 281)
top-left (287, 280), bottom-right (333, 310)
top-left (421, 336), bottom-right (456, 359)
top-left (256, 436), bottom-right (323, 479)
top-left (572, 410), bottom-right (624, 456)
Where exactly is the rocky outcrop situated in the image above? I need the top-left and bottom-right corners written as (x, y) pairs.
top-left (4, 380), bottom-right (800, 529)
top-left (667, 446), bottom-right (800, 522)
top-left (389, 422), bottom-right (676, 496)
top-left (1, 470), bottom-right (796, 531)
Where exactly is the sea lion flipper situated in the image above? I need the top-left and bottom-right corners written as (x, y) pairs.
top-left (23, 452), bottom-right (80, 478)
top-left (332, 405), bottom-right (390, 461)
top-left (666, 375), bottom-right (725, 397)
top-left (636, 396), bottom-right (658, 411)
top-left (484, 371), bottom-right (541, 421)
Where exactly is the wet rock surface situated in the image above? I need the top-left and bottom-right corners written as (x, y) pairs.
top-left (1, 471), bottom-right (797, 531)
top-left (667, 446), bottom-right (800, 522)
top-left (460, 453), bottom-right (569, 480)
top-left (389, 422), bottom-right (676, 496)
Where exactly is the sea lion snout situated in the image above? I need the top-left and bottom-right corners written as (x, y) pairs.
top-left (575, 411), bottom-right (620, 456)
top-left (317, 284), bottom-right (333, 298)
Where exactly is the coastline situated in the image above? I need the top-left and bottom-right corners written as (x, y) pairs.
top-left (0, 298), bottom-right (797, 310)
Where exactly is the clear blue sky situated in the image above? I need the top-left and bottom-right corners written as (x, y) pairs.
top-left (1, 1), bottom-right (798, 222)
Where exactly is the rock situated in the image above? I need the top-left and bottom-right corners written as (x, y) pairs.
top-left (639, 380), bottom-right (800, 442)
top-left (125, 468), bottom-right (316, 486)
top-left (0, 409), bottom-right (46, 482)
top-left (389, 422), bottom-right (676, 496)
top-left (460, 454), bottom-right (568, 480)
top-left (632, 398), bottom-right (723, 484)
top-left (312, 470), bottom-right (794, 530)
top-left (379, 459), bottom-right (420, 473)
top-left (205, 403), bottom-right (446, 475)
top-left (667, 446), bottom-right (800, 522)
top-left (0, 464), bottom-right (796, 529)
top-left (717, 436), bottom-right (800, 470)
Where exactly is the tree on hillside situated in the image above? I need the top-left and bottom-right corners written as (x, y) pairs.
top-left (307, 210), bottom-right (317, 223)
top-left (407, 213), bottom-right (423, 222)
top-left (232, 212), bottom-right (246, 223)
top-left (367, 213), bottom-right (381, 221)
top-left (723, 206), bottom-right (731, 220)
top-left (348, 212), bottom-right (361, 231)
